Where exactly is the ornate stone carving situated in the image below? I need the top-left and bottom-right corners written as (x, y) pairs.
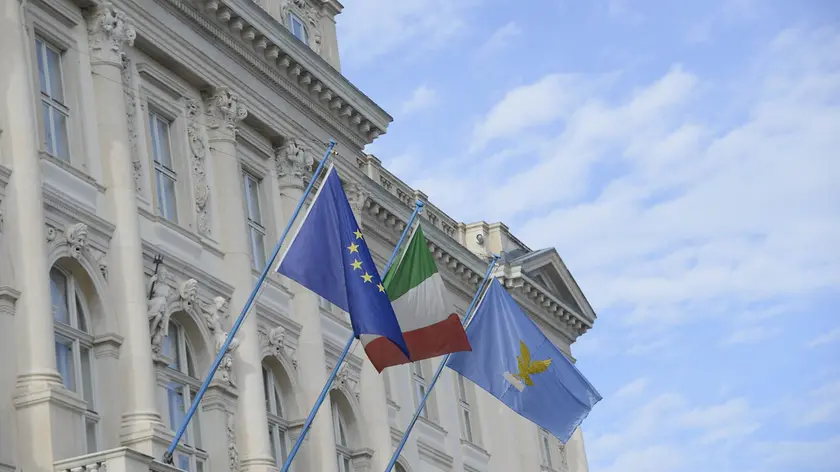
top-left (345, 181), bottom-right (369, 214)
top-left (121, 55), bottom-right (142, 192)
top-left (267, 325), bottom-right (286, 358)
top-left (65, 223), bottom-right (89, 260)
top-left (275, 138), bottom-right (313, 182)
top-left (335, 368), bottom-right (360, 401)
top-left (87, 3), bottom-right (136, 65)
top-left (559, 443), bottom-right (570, 472)
top-left (203, 296), bottom-right (240, 386)
top-left (0, 198), bottom-right (4, 233)
top-left (306, 7), bottom-right (322, 54)
top-left (147, 267), bottom-right (175, 354)
top-left (185, 99), bottom-right (211, 237)
top-left (178, 279), bottom-right (199, 314)
top-left (203, 86), bottom-right (248, 135)
top-left (227, 413), bottom-right (240, 472)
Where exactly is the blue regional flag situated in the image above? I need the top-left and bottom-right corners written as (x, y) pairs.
top-left (276, 165), bottom-right (410, 369)
top-left (446, 279), bottom-right (601, 442)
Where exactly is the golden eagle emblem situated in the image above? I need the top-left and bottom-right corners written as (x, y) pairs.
top-left (504, 340), bottom-right (552, 391)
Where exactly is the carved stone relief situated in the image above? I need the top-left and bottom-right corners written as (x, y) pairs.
top-left (334, 367), bottom-right (360, 401)
top-left (306, 7), bottom-right (322, 54)
top-left (44, 222), bottom-right (108, 277)
top-left (185, 99), bottom-right (211, 237)
top-left (227, 413), bottom-right (240, 472)
top-left (202, 295), bottom-right (239, 387)
top-left (275, 138), bottom-right (313, 187)
top-left (345, 181), bottom-right (369, 215)
top-left (259, 325), bottom-right (298, 370)
top-left (147, 266), bottom-right (175, 354)
top-left (203, 86), bottom-right (248, 136)
top-left (121, 55), bottom-right (142, 192)
top-left (0, 198), bottom-right (4, 233)
top-left (86, 3), bottom-right (136, 65)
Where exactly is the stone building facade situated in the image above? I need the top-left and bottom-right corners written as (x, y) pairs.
top-left (0, 1), bottom-right (598, 472)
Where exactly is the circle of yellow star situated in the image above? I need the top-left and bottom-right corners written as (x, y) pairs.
top-left (354, 229), bottom-right (363, 239)
top-left (377, 283), bottom-right (385, 293)
top-left (351, 259), bottom-right (362, 270)
top-left (347, 242), bottom-right (359, 254)
top-left (361, 272), bottom-right (373, 283)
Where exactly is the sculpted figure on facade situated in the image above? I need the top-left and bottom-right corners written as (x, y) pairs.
top-left (87, 3), bottom-right (136, 65)
top-left (147, 267), bottom-right (174, 353)
top-left (65, 223), bottom-right (89, 260)
top-left (275, 138), bottom-right (313, 183)
top-left (227, 413), bottom-right (240, 472)
top-left (185, 99), bottom-right (211, 237)
top-left (203, 296), bottom-right (240, 386)
top-left (267, 325), bottom-right (286, 359)
top-left (345, 181), bottom-right (369, 214)
top-left (204, 86), bottom-right (248, 135)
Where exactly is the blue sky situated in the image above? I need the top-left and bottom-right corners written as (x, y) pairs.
top-left (335, 1), bottom-right (840, 471)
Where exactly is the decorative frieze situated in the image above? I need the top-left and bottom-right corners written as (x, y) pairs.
top-left (86, 3), bottom-right (136, 66)
top-left (185, 99), bottom-right (212, 237)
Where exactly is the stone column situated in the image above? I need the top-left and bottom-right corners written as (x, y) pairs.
top-left (2, 1), bottom-right (66, 470)
top-left (86, 3), bottom-right (165, 453)
top-left (203, 87), bottom-right (275, 472)
top-left (274, 141), bottom-right (338, 472)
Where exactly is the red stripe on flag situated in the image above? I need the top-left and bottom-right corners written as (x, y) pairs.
top-left (364, 314), bottom-right (472, 372)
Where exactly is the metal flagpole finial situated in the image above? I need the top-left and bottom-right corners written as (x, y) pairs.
top-left (415, 199), bottom-right (425, 208)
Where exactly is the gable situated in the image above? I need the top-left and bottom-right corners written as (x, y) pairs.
top-left (514, 249), bottom-right (596, 322)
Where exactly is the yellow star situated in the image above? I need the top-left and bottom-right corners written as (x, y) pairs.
top-left (347, 242), bottom-right (359, 254)
top-left (377, 283), bottom-right (385, 293)
top-left (361, 272), bottom-right (373, 283)
top-left (351, 259), bottom-right (362, 270)
top-left (354, 229), bottom-right (363, 239)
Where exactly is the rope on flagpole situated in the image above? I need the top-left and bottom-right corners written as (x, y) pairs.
top-left (163, 139), bottom-right (338, 464)
top-left (383, 253), bottom-right (501, 472)
top-left (278, 199), bottom-right (425, 472)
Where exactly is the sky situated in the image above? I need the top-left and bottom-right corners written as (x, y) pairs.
top-left (334, 1), bottom-right (840, 471)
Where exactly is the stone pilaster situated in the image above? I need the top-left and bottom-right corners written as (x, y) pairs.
top-left (1, 1), bottom-right (65, 470)
top-left (203, 86), bottom-right (275, 472)
top-left (86, 2), bottom-right (166, 454)
top-left (274, 139), bottom-right (339, 472)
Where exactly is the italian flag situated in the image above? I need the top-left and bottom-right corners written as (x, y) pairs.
top-left (362, 224), bottom-right (472, 372)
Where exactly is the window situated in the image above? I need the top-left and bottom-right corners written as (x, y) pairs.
top-left (411, 362), bottom-right (428, 419)
top-left (456, 375), bottom-right (473, 443)
top-left (263, 365), bottom-right (289, 467)
top-left (50, 267), bottom-right (99, 453)
top-left (539, 428), bottom-right (553, 468)
top-left (243, 171), bottom-right (267, 269)
top-left (149, 111), bottom-right (178, 222)
top-left (287, 13), bottom-right (307, 43)
top-left (332, 399), bottom-right (352, 472)
top-left (318, 296), bottom-right (332, 312)
top-left (162, 322), bottom-right (206, 472)
top-left (35, 38), bottom-right (70, 161)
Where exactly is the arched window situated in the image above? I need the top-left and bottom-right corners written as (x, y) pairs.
top-left (287, 12), bottom-right (307, 43)
top-left (331, 398), bottom-right (352, 472)
top-left (162, 321), bottom-right (207, 472)
top-left (263, 364), bottom-right (289, 465)
top-left (395, 464), bottom-right (407, 472)
top-left (50, 266), bottom-right (99, 453)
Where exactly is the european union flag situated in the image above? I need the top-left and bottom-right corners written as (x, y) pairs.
top-left (276, 166), bottom-right (410, 365)
top-left (446, 279), bottom-right (601, 442)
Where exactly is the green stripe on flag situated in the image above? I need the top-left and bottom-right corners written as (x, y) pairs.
top-left (382, 225), bottom-right (438, 301)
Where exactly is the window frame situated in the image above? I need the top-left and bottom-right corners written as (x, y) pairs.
top-left (411, 362), bottom-right (428, 419)
top-left (539, 428), bottom-right (554, 468)
top-left (148, 109), bottom-right (179, 223)
top-left (161, 321), bottom-right (208, 472)
top-left (50, 266), bottom-right (100, 453)
top-left (242, 170), bottom-right (267, 269)
top-left (332, 399), bottom-right (353, 472)
top-left (287, 12), bottom-right (308, 43)
top-left (456, 374), bottom-right (474, 443)
top-left (34, 36), bottom-right (71, 162)
top-left (263, 365), bottom-right (291, 467)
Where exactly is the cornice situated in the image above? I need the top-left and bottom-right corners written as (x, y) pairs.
top-left (139, 0), bottom-right (388, 148)
top-left (42, 185), bottom-right (116, 244)
top-left (496, 272), bottom-right (592, 337)
top-left (140, 242), bottom-right (235, 300)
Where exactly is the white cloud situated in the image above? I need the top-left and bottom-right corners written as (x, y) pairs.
top-left (607, 0), bottom-right (644, 24)
top-left (336, 0), bottom-right (480, 66)
top-left (406, 27), bottom-right (840, 329)
top-left (398, 85), bottom-right (438, 116)
top-left (475, 21), bottom-right (521, 59)
top-left (752, 435), bottom-right (840, 471)
top-left (721, 326), bottom-right (778, 346)
top-left (614, 377), bottom-right (648, 398)
top-left (807, 327), bottom-right (840, 348)
top-left (794, 380), bottom-right (840, 427)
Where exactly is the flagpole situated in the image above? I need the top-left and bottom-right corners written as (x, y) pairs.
top-left (163, 139), bottom-right (337, 464)
top-left (279, 199), bottom-right (425, 472)
top-left (383, 254), bottom-right (500, 472)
